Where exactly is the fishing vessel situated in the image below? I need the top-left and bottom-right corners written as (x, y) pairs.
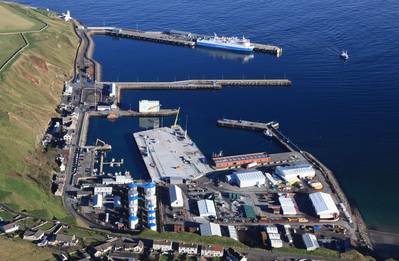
top-left (196, 34), bottom-right (255, 52)
top-left (340, 50), bottom-right (349, 60)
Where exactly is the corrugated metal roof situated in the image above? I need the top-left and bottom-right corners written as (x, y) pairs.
top-left (309, 192), bottom-right (339, 216)
top-left (302, 233), bottom-right (319, 250)
top-left (200, 222), bottom-right (221, 236)
top-left (197, 199), bottom-right (217, 217)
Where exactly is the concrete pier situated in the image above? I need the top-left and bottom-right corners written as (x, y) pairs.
top-left (86, 27), bottom-right (283, 56)
top-left (99, 79), bottom-right (292, 104)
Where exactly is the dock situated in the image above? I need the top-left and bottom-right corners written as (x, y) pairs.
top-left (133, 126), bottom-right (213, 182)
top-left (217, 118), bottom-right (300, 152)
top-left (98, 79), bottom-right (292, 104)
top-left (86, 27), bottom-right (283, 56)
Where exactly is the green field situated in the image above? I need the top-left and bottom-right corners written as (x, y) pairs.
top-left (0, 4), bottom-right (46, 33)
top-left (0, 34), bottom-right (27, 68)
top-left (0, 2), bottom-right (79, 221)
top-left (0, 237), bottom-right (55, 261)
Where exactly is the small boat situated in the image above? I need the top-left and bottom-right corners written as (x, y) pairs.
top-left (340, 50), bottom-right (349, 60)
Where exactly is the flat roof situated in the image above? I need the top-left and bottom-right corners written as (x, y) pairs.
top-left (242, 205), bottom-right (256, 219)
top-left (133, 126), bottom-right (212, 182)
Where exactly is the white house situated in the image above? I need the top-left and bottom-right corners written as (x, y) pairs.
top-left (0, 222), bottom-right (20, 234)
top-left (178, 243), bottom-right (198, 255)
top-left (152, 240), bottom-right (172, 253)
top-left (201, 245), bottom-right (224, 257)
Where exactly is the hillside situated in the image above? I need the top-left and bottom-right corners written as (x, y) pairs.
top-left (0, 3), bottom-right (79, 220)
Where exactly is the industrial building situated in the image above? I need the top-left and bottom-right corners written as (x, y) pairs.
top-left (265, 225), bottom-right (283, 248)
top-left (200, 222), bottom-right (222, 237)
top-left (212, 152), bottom-right (271, 169)
top-left (278, 195), bottom-right (297, 215)
top-left (197, 199), bottom-right (217, 217)
top-left (226, 169), bottom-right (266, 188)
top-left (275, 164), bottom-right (315, 183)
top-left (93, 194), bottom-right (103, 208)
top-left (94, 186), bottom-right (113, 196)
top-left (228, 225), bottom-right (238, 241)
top-left (169, 185), bottom-right (184, 208)
top-left (302, 233), bottom-right (319, 251)
top-left (309, 192), bottom-right (340, 220)
top-left (139, 100), bottom-right (160, 113)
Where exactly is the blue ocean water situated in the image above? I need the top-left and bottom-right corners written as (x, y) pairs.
top-left (18, 0), bottom-right (399, 232)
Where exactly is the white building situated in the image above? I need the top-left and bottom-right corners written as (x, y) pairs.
top-left (270, 239), bottom-right (283, 248)
top-left (139, 100), bottom-right (160, 113)
top-left (115, 175), bottom-right (132, 184)
top-left (169, 185), bottom-right (184, 208)
top-left (265, 225), bottom-right (278, 234)
top-left (0, 222), bottom-right (20, 234)
top-left (152, 240), bottom-right (173, 253)
top-left (275, 164), bottom-right (316, 183)
top-left (93, 194), bottom-right (103, 208)
top-left (178, 243), bottom-right (198, 255)
top-left (201, 245), bottom-right (224, 257)
top-left (228, 225), bottom-right (238, 241)
top-left (278, 195), bottom-right (297, 215)
top-left (226, 169), bottom-right (266, 188)
top-left (200, 222), bottom-right (222, 237)
top-left (302, 233), bottom-right (319, 251)
top-left (197, 199), bottom-right (217, 217)
top-left (94, 186), bottom-right (113, 196)
top-left (97, 105), bottom-right (111, 111)
top-left (309, 192), bottom-right (340, 220)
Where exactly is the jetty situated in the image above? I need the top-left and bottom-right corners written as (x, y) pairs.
top-left (99, 79), bottom-right (292, 104)
top-left (86, 27), bottom-right (283, 56)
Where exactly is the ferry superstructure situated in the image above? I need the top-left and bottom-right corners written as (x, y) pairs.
top-left (196, 34), bottom-right (255, 52)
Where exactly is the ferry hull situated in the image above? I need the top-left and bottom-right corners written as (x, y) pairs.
top-left (196, 41), bottom-right (254, 53)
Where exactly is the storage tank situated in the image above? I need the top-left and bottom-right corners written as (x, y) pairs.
top-left (144, 183), bottom-right (156, 195)
top-left (148, 222), bottom-right (157, 231)
top-left (128, 215), bottom-right (139, 229)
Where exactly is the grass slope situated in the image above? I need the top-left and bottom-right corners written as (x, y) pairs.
top-left (0, 34), bottom-right (26, 67)
top-left (0, 4), bottom-right (45, 33)
top-left (0, 3), bottom-right (79, 220)
top-left (0, 237), bottom-right (55, 261)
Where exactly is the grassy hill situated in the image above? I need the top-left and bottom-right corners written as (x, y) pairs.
top-left (0, 237), bottom-right (55, 261)
top-left (0, 3), bottom-right (79, 220)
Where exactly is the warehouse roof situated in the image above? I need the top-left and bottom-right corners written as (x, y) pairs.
top-left (233, 170), bottom-right (265, 181)
top-left (275, 164), bottom-right (315, 181)
top-left (197, 199), bottom-right (217, 217)
top-left (309, 192), bottom-right (339, 216)
top-left (302, 233), bottom-right (319, 251)
top-left (169, 185), bottom-right (183, 206)
top-left (278, 195), bottom-right (297, 215)
top-left (200, 222), bottom-right (222, 237)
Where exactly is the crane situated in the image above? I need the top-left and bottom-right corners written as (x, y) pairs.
top-left (172, 107), bottom-right (180, 128)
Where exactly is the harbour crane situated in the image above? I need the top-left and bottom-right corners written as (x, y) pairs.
top-left (172, 107), bottom-right (180, 128)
